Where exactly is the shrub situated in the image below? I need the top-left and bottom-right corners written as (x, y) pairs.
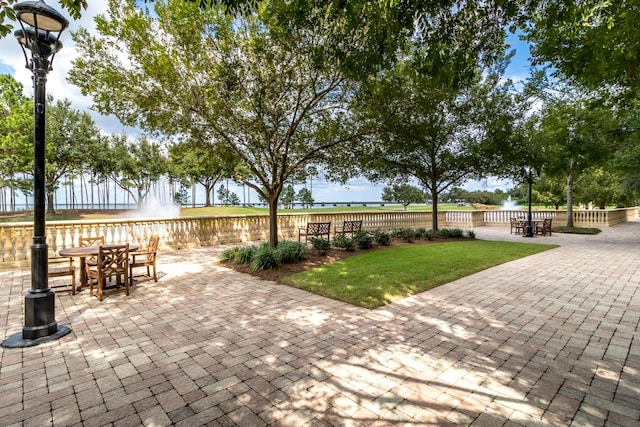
top-left (373, 230), bottom-right (391, 246)
top-left (309, 237), bottom-right (331, 255)
top-left (449, 228), bottom-right (464, 238)
top-left (436, 228), bottom-right (451, 238)
top-left (275, 240), bottom-right (307, 263)
top-left (354, 231), bottom-right (373, 249)
top-left (436, 228), bottom-right (464, 238)
top-left (394, 228), bottom-right (416, 243)
top-left (415, 227), bottom-right (428, 239)
top-left (332, 233), bottom-right (356, 251)
top-left (424, 229), bottom-right (435, 240)
top-left (467, 230), bottom-right (476, 239)
top-left (251, 244), bottom-right (280, 271)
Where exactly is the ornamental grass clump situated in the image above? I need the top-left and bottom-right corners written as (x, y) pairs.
top-left (221, 241), bottom-right (307, 271)
top-left (236, 246), bottom-right (258, 263)
top-left (274, 240), bottom-right (307, 264)
top-left (252, 244), bottom-right (279, 271)
top-left (219, 247), bottom-right (240, 261)
top-left (219, 245), bottom-right (259, 264)
top-left (414, 227), bottom-right (429, 239)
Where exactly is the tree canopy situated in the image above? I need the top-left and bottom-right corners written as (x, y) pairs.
top-left (355, 49), bottom-right (518, 229)
top-left (526, 93), bottom-right (623, 225)
top-left (526, 1), bottom-right (640, 102)
top-left (0, 74), bottom-right (32, 210)
top-left (45, 97), bottom-right (100, 213)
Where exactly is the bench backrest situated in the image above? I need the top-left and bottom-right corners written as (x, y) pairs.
top-left (308, 222), bottom-right (331, 235)
top-left (341, 220), bottom-right (362, 233)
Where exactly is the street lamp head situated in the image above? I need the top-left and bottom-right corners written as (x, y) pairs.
top-left (13, 1), bottom-right (69, 71)
top-left (14, 27), bottom-right (63, 57)
top-left (14, 0), bottom-right (69, 32)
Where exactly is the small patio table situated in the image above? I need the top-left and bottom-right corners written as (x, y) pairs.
top-left (59, 244), bottom-right (139, 290)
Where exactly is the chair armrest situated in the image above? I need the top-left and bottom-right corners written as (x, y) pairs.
top-left (130, 251), bottom-right (154, 261)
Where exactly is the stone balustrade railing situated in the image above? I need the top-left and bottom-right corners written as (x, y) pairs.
top-left (1, 207), bottom-right (637, 269)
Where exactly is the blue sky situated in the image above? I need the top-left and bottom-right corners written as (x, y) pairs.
top-left (0, 3), bottom-right (532, 205)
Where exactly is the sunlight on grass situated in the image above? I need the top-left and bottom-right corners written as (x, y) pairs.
top-left (282, 240), bottom-right (557, 309)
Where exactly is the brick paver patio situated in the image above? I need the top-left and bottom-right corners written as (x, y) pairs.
top-left (1, 221), bottom-right (639, 426)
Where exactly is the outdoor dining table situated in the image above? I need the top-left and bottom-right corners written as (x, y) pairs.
top-left (59, 244), bottom-right (139, 289)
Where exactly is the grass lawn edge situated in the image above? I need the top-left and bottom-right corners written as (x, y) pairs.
top-left (282, 240), bottom-right (558, 309)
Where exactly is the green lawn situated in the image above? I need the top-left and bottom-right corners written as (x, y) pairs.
top-left (282, 240), bottom-right (557, 309)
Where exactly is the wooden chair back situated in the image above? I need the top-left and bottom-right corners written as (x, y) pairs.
top-left (80, 236), bottom-right (105, 265)
top-left (80, 236), bottom-right (105, 247)
top-left (87, 244), bottom-right (129, 301)
top-left (144, 235), bottom-right (160, 262)
top-left (510, 217), bottom-right (525, 235)
top-left (535, 218), bottom-right (553, 236)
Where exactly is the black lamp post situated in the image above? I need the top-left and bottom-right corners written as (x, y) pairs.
top-left (1, 1), bottom-right (70, 348)
top-left (524, 167), bottom-right (534, 238)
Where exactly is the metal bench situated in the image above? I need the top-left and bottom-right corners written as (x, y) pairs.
top-left (299, 222), bottom-right (331, 243)
top-left (335, 219), bottom-right (362, 238)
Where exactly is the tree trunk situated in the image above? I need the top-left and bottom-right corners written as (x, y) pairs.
top-left (47, 190), bottom-right (56, 214)
top-left (431, 192), bottom-right (438, 231)
top-left (205, 184), bottom-right (212, 207)
top-left (267, 195), bottom-right (279, 249)
top-left (566, 173), bottom-right (574, 228)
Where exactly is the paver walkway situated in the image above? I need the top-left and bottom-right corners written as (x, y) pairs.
top-left (0, 222), bottom-right (639, 426)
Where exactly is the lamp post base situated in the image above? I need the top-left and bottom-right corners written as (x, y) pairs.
top-left (524, 226), bottom-right (534, 238)
top-left (1, 290), bottom-right (72, 348)
top-left (1, 325), bottom-right (71, 348)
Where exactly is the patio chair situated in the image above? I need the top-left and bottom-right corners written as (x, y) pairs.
top-left (510, 217), bottom-right (525, 235)
top-left (80, 236), bottom-right (105, 266)
top-left (535, 218), bottom-right (553, 236)
top-left (129, 235), bottom-right (159, 285)
top-left (86, 244), bottom-right (130, 301)
top-left (48, 256), bottom-right (76, 295)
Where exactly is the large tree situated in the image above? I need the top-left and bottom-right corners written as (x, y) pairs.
top-left (45, 98), bottom-right (99, 213)
top-left (528, 95), bottom-right (622, 226)
top-left (168, 139), bottom-right (238, 207)
top-left (68, 0), bottom-right (381, 247)
top-left (69, 0), bottom-right (522, 246)
top-left (107, 135), bottom-right (169, 208)
top-left (381, 184), bottom-right (425, 211)
top-left (356, 53), bottom-right (518, 229)
top-left (0, 74), bottom-right (32, 211)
